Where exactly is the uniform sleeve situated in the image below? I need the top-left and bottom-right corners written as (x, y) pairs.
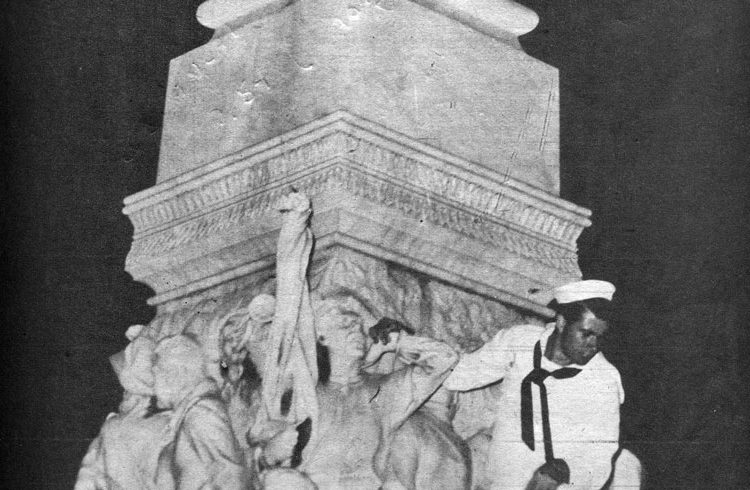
top-left (558, 368), bottom-right (623, 490)
top-left (179, 400), bottom-right (251, 490)
top-left (442, 326), bottom-right (519, 391)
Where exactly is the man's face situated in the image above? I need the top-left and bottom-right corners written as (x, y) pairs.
top-left (560, 311), bottom-right (608, 365)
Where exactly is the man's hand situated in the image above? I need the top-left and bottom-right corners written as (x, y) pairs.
top-left (277, 191), bottom-right (311, 214)
top-left (525, 459), bottom-right (570, 490)
top-left (263, 426), bottom-right (299, 466)
top-left (525, 471), bottom-right (559, 490)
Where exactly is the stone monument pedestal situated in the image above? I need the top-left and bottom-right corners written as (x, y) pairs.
top-left (114, 0), bottom-right (594, 486)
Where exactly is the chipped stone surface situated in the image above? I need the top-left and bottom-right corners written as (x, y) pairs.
top-left (159, 0), bottom-right (560, 192)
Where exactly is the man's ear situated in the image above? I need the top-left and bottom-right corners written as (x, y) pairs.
top-left (554, 314), bottom-right (566, 333)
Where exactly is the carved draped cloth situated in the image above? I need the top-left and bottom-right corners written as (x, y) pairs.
top-left (74, 409), bottom-right (170, 490)
top-left (152, 380), bottom-right (250, 490)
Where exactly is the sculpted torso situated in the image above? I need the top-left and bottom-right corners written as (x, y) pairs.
top-left (302, 377), bottom-right (387, 489)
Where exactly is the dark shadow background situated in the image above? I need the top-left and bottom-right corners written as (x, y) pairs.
top-left (2, 1), bottom-right (748, 488)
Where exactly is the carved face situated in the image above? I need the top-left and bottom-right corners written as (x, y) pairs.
top-left (317, 308), bottom-right (366, 360)
top-left (152, 354), bottom-right (184, 408)
top-left (244, 318), bottom-right (272, 375)
top-left (560, 311), bottom-right (608, 365)
top-left (218, 306), bottom-right (275, 385)
top-left (221, 316), bottom-right (246, 355)
top-left (152, 337), bottom-right (207, 408)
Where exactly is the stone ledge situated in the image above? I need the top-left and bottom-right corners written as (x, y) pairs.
top-left (125, 111), bottom-right (588, 241)
top-left (123, 112), bottom-right (589, 312)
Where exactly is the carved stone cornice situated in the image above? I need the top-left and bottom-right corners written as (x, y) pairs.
top-left (197, 0), bottom-right (540, 41)
top-left (124, 111), bottom-right (590, 312)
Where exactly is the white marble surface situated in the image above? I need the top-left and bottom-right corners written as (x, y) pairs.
top-left (103, 0), bottom-right (612, 485)
top-left (125, 113), bottom-right (587, 313)
top-left (158, 0), bottom-right (559, 192)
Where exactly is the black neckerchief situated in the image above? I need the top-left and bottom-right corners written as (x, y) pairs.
top-left (520, 340), bottom-right (582, 462)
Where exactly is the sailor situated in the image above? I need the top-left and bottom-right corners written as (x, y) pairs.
top-left (444, 280), bottom-right (632, 489)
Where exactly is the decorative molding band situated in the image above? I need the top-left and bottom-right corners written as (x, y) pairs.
top-left (124, 111), bottom-right (590, 248)
top-left (127, 165), bottom-right (337, 258)
top-left (127, 162), bottom-right (580, 275)
top-left (123, 112), bottom-right (589, 308)
top-left (336, 165), bottom-right (581, 274)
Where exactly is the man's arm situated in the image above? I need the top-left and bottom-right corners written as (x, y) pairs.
top-left (442, 326), bottom-right (519, 391)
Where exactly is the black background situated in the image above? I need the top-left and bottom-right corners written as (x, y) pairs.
top-left (2, 1), bottom-right (749, 488)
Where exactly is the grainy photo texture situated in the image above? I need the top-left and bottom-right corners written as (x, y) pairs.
top-left (2, 1), bottom-right (748, 489)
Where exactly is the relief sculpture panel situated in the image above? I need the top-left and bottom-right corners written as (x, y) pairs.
top-left (79, 192), bottom-right (548, 489)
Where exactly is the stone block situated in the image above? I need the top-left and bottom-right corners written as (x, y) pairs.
top-left (157, 0), bottom-right (559, 192)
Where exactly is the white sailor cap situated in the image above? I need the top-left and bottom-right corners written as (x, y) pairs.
top-left (553, 280), bottom-right (615, 304)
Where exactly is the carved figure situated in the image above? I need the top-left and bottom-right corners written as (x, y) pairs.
top-left (466, 429), bottom-right (493, 490)
top-left (365, 320), bottom-right (470, 490)
top-left (237, 192), bottom-right (320, 488)
top-left (151, 334), bottom-right (250, 490)
top-left (87, 191), bottom-right (481, 490)
top-left (206, 191), bottom-right (319, 488)
top-left (219, 293), bottom-right (316, 489)
top-left (380, 386), bottom-right (471, 490)
top-left (299, 314), bottom-right (459, 489)
top-left (75, 325), bottom-right (170, 490)
top-left (248, 419), bottom-right (318, 489)
top-left (218, 294), bottom-right (275, 388)
top-left (215, 293), bottom-right (275, 463)
top-left (237, 193), bottom-right (461, 488)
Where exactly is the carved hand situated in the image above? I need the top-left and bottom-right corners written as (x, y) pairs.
top-left (262, 426), bottom-right (299, 466)
top-left (368, 317), bottom-right (414, 344)
top-left (393, 334), bottom-right (436, 364)
top-left (363, 331), bottom-right (401, 368)
top-left (277, 191), bottom-right (311, 214)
